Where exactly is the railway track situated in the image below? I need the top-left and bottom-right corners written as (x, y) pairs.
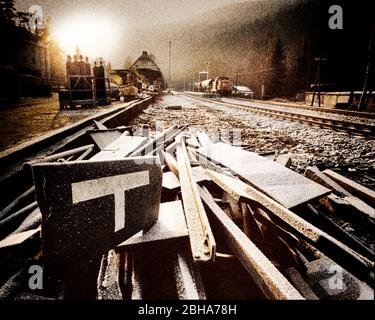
top-left (233, 97), bottom-right (375, 119)
top-left (184, 93), bottom-right (375, 137)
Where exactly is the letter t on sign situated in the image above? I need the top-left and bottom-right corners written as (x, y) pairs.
top-left (71, 171), bottom-right (150, 232)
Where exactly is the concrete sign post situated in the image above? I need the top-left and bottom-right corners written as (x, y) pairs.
top-left (32, 157), bottom-right (162, 298)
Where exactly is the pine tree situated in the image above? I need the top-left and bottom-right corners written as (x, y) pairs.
top-left (266, 38), bottom-right (287, 98)
top-left (288, 42), bottom-right (309, 99)
top-left (0, 0), bottom-right (17, 25)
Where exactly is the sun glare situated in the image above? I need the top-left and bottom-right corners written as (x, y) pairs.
top-left (52, 14), bottom-right (117, 58)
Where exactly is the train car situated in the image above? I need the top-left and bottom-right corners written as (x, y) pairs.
top-left (198, 77), bottom-right (233, 96)
top-left (199, 79), bottom-right (213, 92)
top-left (211, 76), bottom-right (233, 96)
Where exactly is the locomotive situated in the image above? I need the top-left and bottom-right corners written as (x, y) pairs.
top-left (199, 76), bottom-right (233, 96)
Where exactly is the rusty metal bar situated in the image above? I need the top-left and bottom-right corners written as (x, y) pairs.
top-left (93, 120), bottom-right (107, 130)
top-left (162, 151), bottom-right (179, 178)
top-left (198, 186), bottom-right (304, 300)
top-left (97, 250), bottom-right (123, 300)
top-left (166, 141), bottom-right (176, 155)
top-left (323, 169), bottom-right (375, 207)
top-left (173, 252), bottom-right (206, 299)
top-left (76, 145), bottom-right (95, 160)
top-left (206, 169), bottom-right (374, 284)
top-left (24, 144), bottom-right (95, 169)
top-left (176, 135), bottom-right (216, 263)
top-left (186, 147), bottom-right (233, 177)
top-left (0, 202), bottom-right (38, 238)
top-left (146, 127), bottom-right (186, 156)
top-left (131, 255), bottom-right (143, 300)
top-left (129, 125), bottom-right (179, 157)
top-left (0, 186), bottom-right (35, 220)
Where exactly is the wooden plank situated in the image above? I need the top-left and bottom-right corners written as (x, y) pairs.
top-left (323, 169), bottom-right (375, 208)
top-left (198, 186), bottom-right (304, 300)
top-left (197, 143), bottom-right (330, 209)
top-left (206, 169), bottom-right (374, 284)
top-left (176, 135), bottom-right (216, 263)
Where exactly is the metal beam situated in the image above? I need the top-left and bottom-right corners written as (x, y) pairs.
top-left (173, 252), bottom-right (206, 299)
top-left (206, 169), bottom-right (374, 284)
top-left (198, 186), bottom-right (304, 300)
top-left (176, 135), bottom-right (216, 263)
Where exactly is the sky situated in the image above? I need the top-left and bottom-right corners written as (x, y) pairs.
top-left (15, 0), bottom-right (251, 68)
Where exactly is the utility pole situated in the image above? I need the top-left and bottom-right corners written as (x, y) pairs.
top-left (311, 57), bottom-right (327, 107)
top-left (205, 61), bottom-right (211, 80)
top-left (235, 71), bottom-right (239, 97)
top-left (168, 40), bottom-right (172, 91)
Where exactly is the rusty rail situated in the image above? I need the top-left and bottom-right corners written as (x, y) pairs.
top-left (198, 186), bottom-right (304, 300)
top-left (176, 135), bottom-right (216, 263)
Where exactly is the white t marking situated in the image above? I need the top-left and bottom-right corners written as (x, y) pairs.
top-left (71, 171), bottom-right (150, 232)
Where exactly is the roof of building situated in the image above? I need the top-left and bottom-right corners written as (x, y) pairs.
top-left (131, 51), bottom-right (161, 72)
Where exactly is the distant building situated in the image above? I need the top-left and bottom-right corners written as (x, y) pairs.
top-left (1, 25), bottom-right (51, 80)
top-left (305, 91), bottom-right (375, 110)
top-left (111, 51), bottom-right (164, 90)
top-left (130, 51), bottom-right (164, 89)
top-left (0, 24), bottom-right (52, 101)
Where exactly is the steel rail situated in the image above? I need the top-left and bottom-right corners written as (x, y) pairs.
top-left (184, 94), bottom-right (375, 137)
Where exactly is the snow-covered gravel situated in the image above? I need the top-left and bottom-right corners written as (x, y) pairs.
top-left (130, 94), bottom-right (375, 190)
